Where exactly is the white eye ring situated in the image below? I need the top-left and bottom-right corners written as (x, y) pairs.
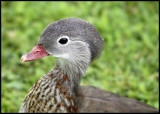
top-left (57, 36), bottom-right (70, 45)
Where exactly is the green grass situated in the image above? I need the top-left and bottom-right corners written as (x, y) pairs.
top-left (1, 1), bottom-right (159, 112)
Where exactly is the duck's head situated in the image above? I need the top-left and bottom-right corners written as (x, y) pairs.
top-left (21, 18), bottom-right (104, 80)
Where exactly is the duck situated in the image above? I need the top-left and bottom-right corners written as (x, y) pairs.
top-left (19, 18), bottom-right (158, 113)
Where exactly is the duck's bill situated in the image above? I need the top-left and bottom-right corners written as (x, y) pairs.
top-left (21, 45), bottom-right (49, 62)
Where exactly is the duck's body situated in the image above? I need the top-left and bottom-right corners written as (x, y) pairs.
top-left (19, 70), bottom-right (158, 113)
top-left (19, 18), bottom-right (158, 113)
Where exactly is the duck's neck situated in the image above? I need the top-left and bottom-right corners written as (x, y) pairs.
top-left (54, 57), bottom-right (90, 92)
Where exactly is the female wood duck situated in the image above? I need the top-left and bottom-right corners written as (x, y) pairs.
top-left (19, 18), bottom-right (158, 113)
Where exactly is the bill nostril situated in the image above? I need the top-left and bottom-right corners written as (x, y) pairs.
top-left (32, 46), bottom-right (41, 53)
top-left (33, 50), bottom-right (40, 54)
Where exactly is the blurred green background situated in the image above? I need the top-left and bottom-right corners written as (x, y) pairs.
top-left (1, 1), bottom-right (159, 112)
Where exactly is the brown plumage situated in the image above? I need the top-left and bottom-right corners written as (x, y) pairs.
top-left (20, 69), bottom-right (77, 113)
top-left (19, 18), bottom-right (158, 113)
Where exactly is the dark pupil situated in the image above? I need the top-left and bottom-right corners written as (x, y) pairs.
top-left (59, 38), bottom-right (68, 44)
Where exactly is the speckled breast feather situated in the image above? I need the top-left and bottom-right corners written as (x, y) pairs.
top-left (19, 69), bottom-right (77, 113)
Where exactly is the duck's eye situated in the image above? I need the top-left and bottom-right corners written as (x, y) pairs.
top-left (59, 38), bottom-right (68, 44)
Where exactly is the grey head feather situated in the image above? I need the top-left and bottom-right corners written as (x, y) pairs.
top-left (38, 18), bottom-right (104, 62)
